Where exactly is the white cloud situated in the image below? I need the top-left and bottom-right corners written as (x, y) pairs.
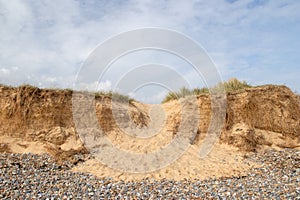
top-left (0, 0), bottom-right (299, 102)
top-left (0, 68), bottom-right (10, 75)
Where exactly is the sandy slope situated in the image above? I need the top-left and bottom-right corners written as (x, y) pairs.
top-left (0, 84), bottom-right (299, 181)
top-left (72, 143), bottom-right (256, 181)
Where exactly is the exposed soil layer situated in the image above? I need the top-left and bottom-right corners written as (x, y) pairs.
top-left (0, 84), bottom-right (299, 180)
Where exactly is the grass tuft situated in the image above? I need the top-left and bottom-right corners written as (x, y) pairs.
top-left (162, 78), bottom-right (251, 103)
top-left (214, 78), bottom-right (251, 92)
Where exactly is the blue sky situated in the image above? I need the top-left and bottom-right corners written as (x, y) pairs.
top-left (0, 0), bottom-right (299, 103)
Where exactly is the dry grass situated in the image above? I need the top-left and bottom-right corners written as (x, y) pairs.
top-left (95, 91), bottom-right (134, 103)
top-left (162, 78), bottom-right (251, 103)
top-left (214, 78), bottom-right (251, 92)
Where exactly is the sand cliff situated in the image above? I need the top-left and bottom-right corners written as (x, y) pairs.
top-left (0, 84), bottom-right (299, 180)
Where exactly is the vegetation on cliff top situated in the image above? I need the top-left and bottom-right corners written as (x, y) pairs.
top-left (162, 78), bottom-right (251, 103)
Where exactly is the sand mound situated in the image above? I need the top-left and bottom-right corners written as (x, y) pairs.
top-left (0, 84), bottom-right (299, 180)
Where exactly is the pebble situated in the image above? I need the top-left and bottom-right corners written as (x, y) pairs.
top-left (0, 149), bottom-right (299, 199)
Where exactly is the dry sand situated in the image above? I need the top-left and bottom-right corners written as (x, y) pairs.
top-left (0, 84), bottom-right (299, 181)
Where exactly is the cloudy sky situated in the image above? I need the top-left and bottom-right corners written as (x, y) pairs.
top-left (0, 0), bottom-right (299, 103)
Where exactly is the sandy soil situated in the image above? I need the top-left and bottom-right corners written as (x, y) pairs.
top-left (0, 84), bottom-right (299, 181)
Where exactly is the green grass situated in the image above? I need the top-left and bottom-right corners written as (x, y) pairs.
top-left (161, 87), bottom-right (209, 103)
top-left (162, 78), bottom-right (251, 103)
top-left (1, 79), bottom-right (252, 104)
top-left (214, 78), bottom-right (251, 92)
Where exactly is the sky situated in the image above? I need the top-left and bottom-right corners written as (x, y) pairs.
top-left (0, 0), bottom-right (299, 103)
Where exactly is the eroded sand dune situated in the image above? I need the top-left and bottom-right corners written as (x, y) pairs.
top-left (0, 84), bottom-right (299, 180)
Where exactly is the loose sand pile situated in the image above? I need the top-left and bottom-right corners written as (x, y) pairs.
top-left (0, 84), bottom-right (299, 181)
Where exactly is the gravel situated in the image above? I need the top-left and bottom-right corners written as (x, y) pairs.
top-left (0, 149), bottom-right (299, 199)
